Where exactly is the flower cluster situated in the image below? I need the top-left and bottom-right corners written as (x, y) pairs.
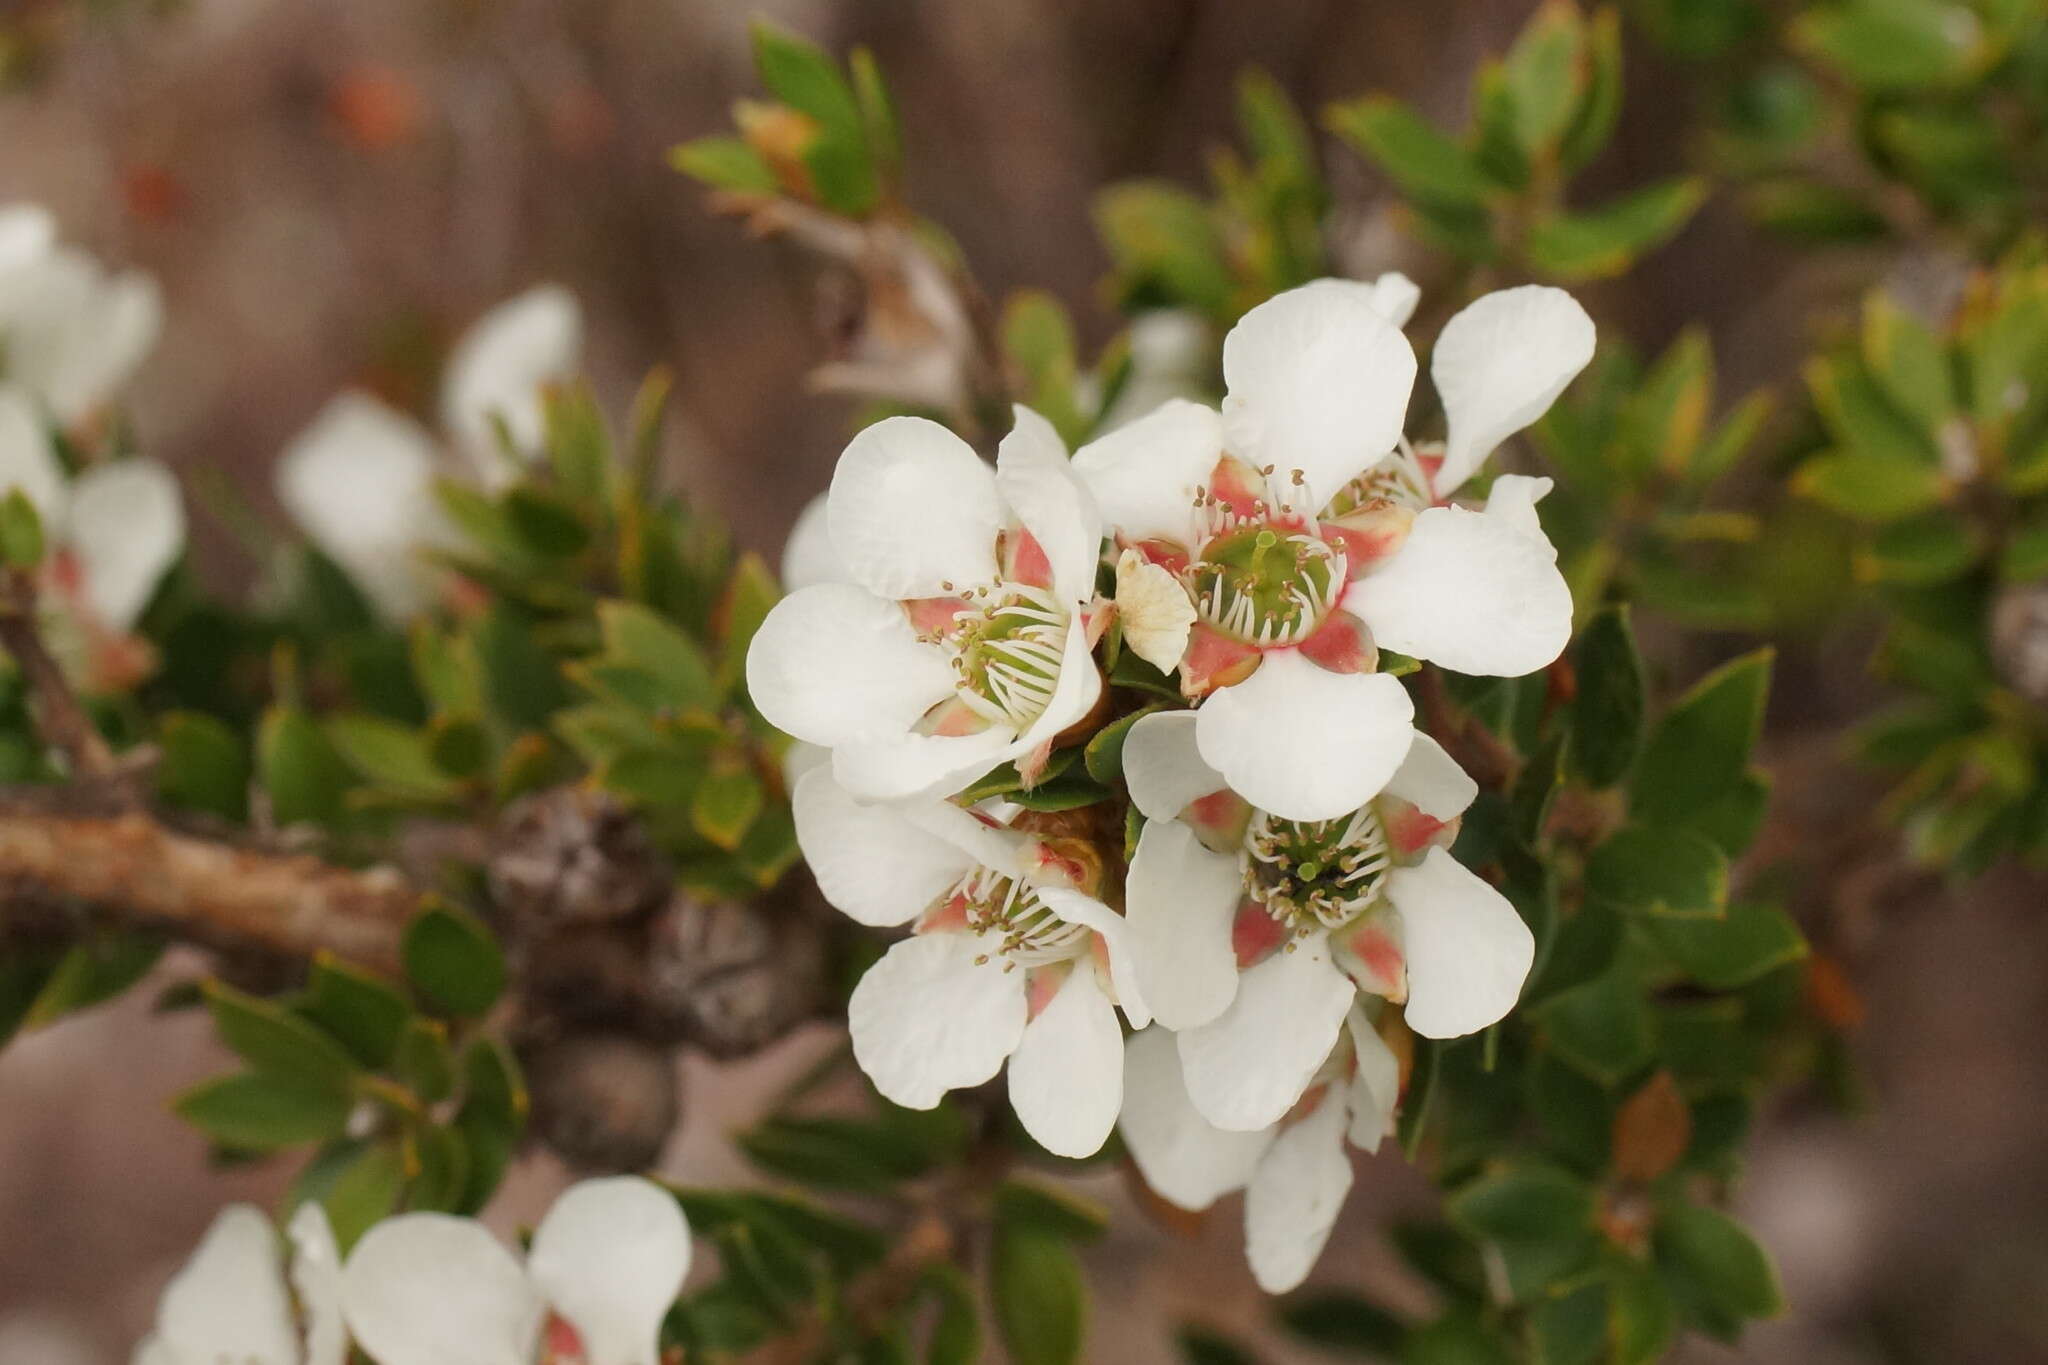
top-left (0, 203), bottom-right (183, 692)
top-left (755, 273), bottom-right (1594, 1289)
top-left (134, 1176), bottom-right (690, 1365)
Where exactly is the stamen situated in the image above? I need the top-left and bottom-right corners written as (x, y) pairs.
top-left (952, 866), bottom-right (1090, 967)
top-left (1242, 806), bottom-right (1393, 934)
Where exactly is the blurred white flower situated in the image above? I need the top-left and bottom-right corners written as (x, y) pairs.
top-left (1072, 278), bottom-right (1590, 821)
top-left (747, 406), bottom-right (1105, 803)
top-left (339, 1176), bottom-right (690, 1365)
top-left (133, 1203), bottom-right (344, 1365)
top-left (0, 387), bottom-right (183, 689)
top-left (1118, 710), bottom-right (1531, 1131)
top-left (274, 285), bottom-right (582, 620)
top-left (794, 765), bottom-right (1148, 1157)
top-left (0, 203), bottom-right (162, 426)
top-left (1120, 1013), bottom-right (1402, 1293)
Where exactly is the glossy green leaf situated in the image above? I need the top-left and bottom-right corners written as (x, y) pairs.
top-left (1525, 178), bottom-right (1706, 280)
top-left (173, 1071), bottom-right (353, 1150)
top-left (401, 901), bottom-right (506, 1018)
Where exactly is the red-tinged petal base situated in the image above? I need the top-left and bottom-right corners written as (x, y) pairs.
top-left (1232, 902), bottom-right (1289, 969)
top-left (541, 1314), bottom-right (587, 1365)
top-left (1297, 611), bottom-right (1377, 675)
top-left (1335, 915), bottom-right (1407, 1003)
top-left (1322, 499), bottom-right (1416, 577)
top-left (1003, 527), bottom-right (1055, 590)
top-left (1185, 788), bottom-right (1253, 853)
top-left (1381, 800), bottom-right (1459, 860)
top-left (1180, 623), bottom-right (1263, 698)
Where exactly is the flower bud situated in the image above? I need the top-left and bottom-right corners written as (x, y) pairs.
top-left (487, 788), bottom-right (671, 930)
top-left (523, 1030), bottom-right (680, 1174)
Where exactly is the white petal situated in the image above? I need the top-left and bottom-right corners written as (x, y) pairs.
top-left (1114, 548), bottom-right (1195, 675)
top-left (1388, 848), bottom-right (1534, 1039)
top-left (340, 1214), bottom-right (543, 1365)
top-left (779, 491), bottom-right (843, 592)
top-left (1344, 506), bottom-right (1572, 677)
top-left (829, 416), bottom-right (1000, 599)
top-left (1194, 653), bottom-right (1415, 822)
top-left (130, 1336), bottom-right (175, 1365)
top-left (793, 767), bottom-right (976, 926)
top-left (1125, 819), bottom-right (1242, 1029)
top-left (1432, 285), bottom-right (1595, 494)
top-left (1344, 1010), bottom-right (1401, 1154)
top-left (1382, 732), bottom-right (1477, 823)
top-left (1220, 282), bottom-right (1418, 510)
top-left (1033, 886), bottom-right (1150, 1028)
top-left (1119, 1028), bottom-right (1272, 1211)
top-left (288, 1202), bottom-right (346, 1365)
top-left (441, 284), bottom-right (582, 475)
top-left (1365, 272), bottom-right (1422, 328)
top-left (0, 384), bottom-right (68, 523)
top-left (528, 1177), bottom-right (691, 1365)
top-left (1178, 935), bottom-right (1355, 1131)
top-left (0, 205), bottom-right (56, 268)
top-left (66, 458), bottom-right (183, 632)
top-left (745, 583), bottom-right (954, 748)
top-left (848, 931), bottom-right (1028, 1109)
top-left (1123, 710), bottom-right (1223, 820)
top-left (155, 1205), bottom-right (298, 1365)
top-left (79, 270), bottom-right (163, 418)
top-left (831, 724), bottom-right (1018, 804)
top-left (275, 393), bottom-right (447, 621)
top-left (996, 405), bottom-right (1100, 604)
top-left (1244, 1092), bottom-right (1353, 1293)
top-left (1008, 965), bottom-right (1124, 1158)
top-left (1482, 473), bottom-right (1554, 537)
top-left (1070, 398), bottom-right (1223, 548)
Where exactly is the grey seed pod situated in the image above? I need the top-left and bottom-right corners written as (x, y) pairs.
top-left (1991, 580), bottom-right (2048, 710)
top-left (487, 787), bottom-right (670, 929)
top-left (644, 886), bottom-right (829, 1060)
top-left (522, 1030), bottom-right (681, 1174)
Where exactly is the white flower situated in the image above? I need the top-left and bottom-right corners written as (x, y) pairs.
top-left (1071, 278), bottom-right (1591, 821)
top-left (339, 1176), bottom-right (691, 1365)
top-left (440, 284), bottom-right (583, 488)
top-left (0, 203), bottom-right (162, 426)
top-left (1119, 709), bottom-right (1532, 1131)
top-left (794, 765), bottom-right (1148, 1157)
top-left (1120, 1013), bottom-right (1403, 1294)
top-left (274, 285), bottom-right (583, 620)
top-left (0, 388), bottom-right (184, 688)
top-left (133, 1202), bottom-right (344, 1365)
top-left (747, 407), bottom-right (1105, 803)
top-left (779, 490), bottom-right (843, 593)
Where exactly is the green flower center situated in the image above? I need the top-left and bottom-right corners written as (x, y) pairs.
top-left (947, 585), bottom-right (1070, 730)
top-left (1242, 806), bottom-right (1392, 933)
top-left (1188, 524), bottom-right (1345, 646)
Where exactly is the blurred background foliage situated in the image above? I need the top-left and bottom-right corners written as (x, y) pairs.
top-left (3, 0), bottom-right (2048, 1363)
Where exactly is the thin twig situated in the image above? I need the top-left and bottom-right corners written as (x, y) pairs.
top-left (0, 568), bottom-right (117, 781)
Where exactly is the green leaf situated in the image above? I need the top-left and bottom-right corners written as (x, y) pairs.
top-left (1621, 327), bottom-right (1714, 478)
top-left (847, 47), bottom-right (901, 183)
top-left (1539, 964), bottom-right (1655, 1084)
top-left (692, 763), bottom-right (764, 851)
top-left (19, 935), bottom-right (162, 1030)
top-left (504, 486), bottom-right (591, 559)
top-left (1806, 355), bottom-right (1939, 467)
top-left (991, 1223), bottom-right (1087, 1365)
top-left (1794, 0), bottom-right (1975, 90)
top-left (1742, 178), bottom-right (1890, 243)
top-left (994, 1180), bottom-right (1110, 1243)
top-left (749, 20), bottom-right (876, 214)
top-left (601, 747), bottom-right (707, 807)
top-left (1446, 1162), bottom-right (1599, 1301)
top-left (1503, 1), bottom-right (1587, 154)
top-left (739, 1115), bottom-right (937, 1192)
top-left (1093, 181), bottom-right (1234, 320)
top-left (1655, 1203), bottom-right (1785, 1320)
top-left (1327, 95), bottom-right (1496, 205)
top-left (325, 713), bottom-right (457, 798)
top-left (1586, 825), bottom-right (1729, 920)
top-left (1003, 290), bottom-right (1088, 446)
top-left (597, 600), bottom-right (718, 710)
top-left (1610, 1256), bottom-right (1677, 1363)
top-left (258, 705), bottom-right (354, 827)
top-left (1178, 1327), bottom-right (1259, 1365)
top-left (173, 1071), bottom-right (353, 1150)
top-left (1631, 650), bottom-right (1772, 829)
top-left (1646, 901), bottom-right (1807, 990)
top-left (1568, 606), bottom-right (1644, 787)
top-left (1859, 513), bottom-right (1980, 584)
top-left (921, 1263), bottom-right (981, 1365)
top-left (668, 136), bottom-right (780, 195)
top-left (1083, 703), bottom-right (1169, 784)
top-left (1795, 449), bottom-right (1947, 522)
top-left (1558, 8), bottom-right (1623, 171)
top-left (1279, 1292), bottom-right (1406, 1355)
top-left (1862, 291), bottom-right (1955, 433)
top-left (406, 1122), bottom-right (471, 1212)
top-left (454, 1035), bottom-right (526, 1213)
top-left (297, 954), bottom-right (411, 1069)
top-left (401, 901), bottom-right (506, 1018)
top-left (0, 488), bottom-right (45, 569)
top-left (205, 981), bottom-right (361, 1090)
top-left (1525, 177), bottom-right (1706, 280)
top-left (1402, 1312), bottom-right (1515, 1365)
top-left (154, 712), bottom-right (249, 820)
top-left (393, 1016), bottom-right (455, 1103)
top-left (322, 1139), bottom-right (408, 1250)
top-left (716, 553), bottom-right (780, 697)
